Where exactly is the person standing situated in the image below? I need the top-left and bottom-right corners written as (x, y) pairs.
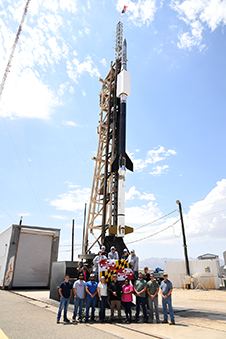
top-left (79, 264), bottom-right (90, 282)
top-left (108, 246), bottom-right (119, 260)
top-left (121, 248), bottom-right (129, 260)
top-left (101, 245), bottom-right (107, 256)
top-left (143, 267), bottom-right (150, 282)
top-left (108, 273), bottom-right (122, 322)
top-left (160, 273), bottom-right (175, 325)
top-left (97, 276), bottom-right (108, 322)
top-left (85, 273), bottom-right (98, 322)
top-left (127, 249), bottom-right (139, 281)
top-left (57, 275), bottom-right (72, 324)
top-left (72, 273), bottom-right (86, 322)
top-left (122, 278), bottom-right (133, 323)
top-left (93, 250), bottom-right (107, 282)
top-left (134, 272), bottom-right (147, 322)
top-left (147, 274), bottom-right (160, 323)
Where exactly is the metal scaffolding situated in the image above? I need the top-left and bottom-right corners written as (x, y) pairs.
top-left (81, 22), bottom-right (123, 256)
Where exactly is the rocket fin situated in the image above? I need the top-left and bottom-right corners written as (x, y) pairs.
top-left (111, 156), bottom-right (119, 172)
top-left (125, 152), bottom-right (133, 172)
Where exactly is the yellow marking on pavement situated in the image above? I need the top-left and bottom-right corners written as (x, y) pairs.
top-left (0, 329), bottom-right (9, 339)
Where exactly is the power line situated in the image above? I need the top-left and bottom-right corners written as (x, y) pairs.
top-left (56, 112), bottom-right (92, 175)
top-left (186, 208), bottom-right (226, 221)
top-left (134, 209), bottom-right (178, 231)
top-left (1, 118), bottom-right (49, 226)
top-left (127, 219), bottom-right (180, 245)
top-left (0, 206), bottom-right (16, 223)
top-left (73, 91), bottom-right (97, 143)
top-left (59, 247), bottom-right (82, 253)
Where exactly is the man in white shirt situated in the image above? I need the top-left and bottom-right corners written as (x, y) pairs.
top-left (72, 273), bottom-right (86, 322)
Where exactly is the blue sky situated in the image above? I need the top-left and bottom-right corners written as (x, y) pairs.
top-left (0, 0), bottom-right (226, 264)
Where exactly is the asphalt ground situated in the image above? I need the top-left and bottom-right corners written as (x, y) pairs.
top-left (1, 289), bottom-right (226, 339)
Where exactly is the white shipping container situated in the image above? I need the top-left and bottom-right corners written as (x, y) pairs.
top-left (166, 259), bottom-right (222, 289)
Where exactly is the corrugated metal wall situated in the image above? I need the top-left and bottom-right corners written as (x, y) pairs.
top-left (13, 232), bottom-right (53, 287)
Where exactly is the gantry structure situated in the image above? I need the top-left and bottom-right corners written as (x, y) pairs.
top-left (80, 22), bottom-right (124, 257)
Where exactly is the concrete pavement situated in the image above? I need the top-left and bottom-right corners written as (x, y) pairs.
top-left (1, 289), bottom-right (226, 339)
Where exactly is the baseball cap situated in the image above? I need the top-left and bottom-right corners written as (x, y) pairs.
top-left (113, 274), bottom-right (117, 277)
top-left (163, 272), bottom-right (168, 276)
top-left (111, 246), bottom-right (115, 250)
top-left (131, 249), bottom-right (135, 252)
top-left (123, 249), bottom-right (128, 252)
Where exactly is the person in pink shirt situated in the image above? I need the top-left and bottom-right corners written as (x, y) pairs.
top-left (122, 278), bottom-right (133, 323)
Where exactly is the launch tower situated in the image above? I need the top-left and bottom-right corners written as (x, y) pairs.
top-left (79, 22), bottom-right (133, 261)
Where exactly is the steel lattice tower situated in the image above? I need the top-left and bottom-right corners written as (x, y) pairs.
top-left (80, 23), bottom-right (123, 258)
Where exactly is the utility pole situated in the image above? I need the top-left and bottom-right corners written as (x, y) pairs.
top-left (71, 219), bottom-right (74, 262)
top-left (82, 203), bottom-right (87, 254)
top-left (176, 200), bottom-right (190, 276)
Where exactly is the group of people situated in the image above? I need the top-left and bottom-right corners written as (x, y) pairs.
top-left (93, 246), bottom-right (139, 281)
top-left (57, 248), bottom-right (175, 326)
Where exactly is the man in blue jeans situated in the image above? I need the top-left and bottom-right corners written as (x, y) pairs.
top-left (57, 275), bottom-right (72, 323)
top-left (85, 273), bottom-right (98, 322)
top-left (134, 272), bottom-right (147, 322)
top-left (160, 273), bottom-right (175, 325)
top-left (72, 272), bottom-right (86, 322)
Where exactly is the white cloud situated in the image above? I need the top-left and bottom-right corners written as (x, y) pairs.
top-left (64, 181), bottom-right (80, 188)
top-left (184, 179), bottom-right (226, 239)
top-left (126, 186), bottom-right (156, 201)
top-left (18, 212), bottom-right (30, 216)
top-left (67, 56), bottom-right (100, 83)
top-left (140, 192), bottom-right (156, 200)
top-left (0, 0), bottom-right (98, 120)
top-left (125, 179), bottom-right (226, 246)
top-left (58, 82), bottom-right (70, 96)
top-left (51, 187), bottom-right (91, 212)
top-left (51, 214), bottom-right (68, 220)
top-left (69, 86), bottom-right (75, 93)
top-left (146, 146), bottom-right (176, 164)
top-left (171, 0), bottom-right (226, 49)
top-left (126, 186), bottom-right (141, 200)
top-left (149, 164), bottom-right (169, 176)
top-left (100, 58), bottom-right (107, 67)
top-left (117, 0), bottom-right (157, 27)
top-left (130, 145), bottom-right (176, 174)
top-left (62, 120), bottom-right (78, 127)
top-left (0, 68), bottom-right (60, 119)
top-left (126, 201), bottom-right (162, 225)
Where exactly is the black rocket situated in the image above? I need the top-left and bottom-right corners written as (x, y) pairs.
top-left (112, 38), bottom-right (133, 173)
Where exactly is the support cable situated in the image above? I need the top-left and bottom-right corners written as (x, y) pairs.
top-left (0, 206), bottom-right (16, 223)
top-left (134, 209), bottom-right (178, 230)
top-left (127, 218), bottom-right (180, 245)
top-left (1, 118), bottom-right (49, 226)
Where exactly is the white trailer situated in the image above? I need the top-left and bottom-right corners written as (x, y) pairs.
top-left (0, 224), bottom-right (60, 289)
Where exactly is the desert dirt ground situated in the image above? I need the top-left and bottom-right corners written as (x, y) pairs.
top-left (172, 287), bottom-right (226, 302)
